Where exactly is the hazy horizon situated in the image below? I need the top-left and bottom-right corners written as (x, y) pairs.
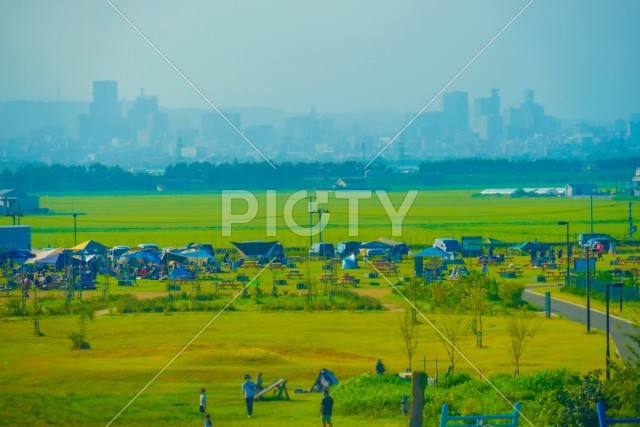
top-left (2, 0), bottom-right (639, 122)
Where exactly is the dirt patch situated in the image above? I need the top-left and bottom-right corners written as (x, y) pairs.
top-left (352, 287), bottom-right (404, 312)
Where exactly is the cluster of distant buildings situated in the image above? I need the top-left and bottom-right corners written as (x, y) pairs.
top-left (1, 80), bottom-right (640, 169)
top-left (480, 183), bottom-right (600, 197)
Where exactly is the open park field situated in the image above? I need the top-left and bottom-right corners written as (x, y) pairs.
top-left (1, 190), bottom-right (639, 426)
top-left (27, 189), bottom-right (635, 249)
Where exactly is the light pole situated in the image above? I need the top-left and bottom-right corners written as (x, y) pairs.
top-left (606, 282), bottom-right (623, 380)
top-left (558, 221), bottom-right (570, 286)
top-left (590, 190), bottom-right (594, 233)
top-left (73, 213), bottom-right (77, 246)
top-left (585, 247), bottom-right (591, 332)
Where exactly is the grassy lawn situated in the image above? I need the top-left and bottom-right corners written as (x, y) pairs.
top-left (1, 287), bottom-right (609, 426)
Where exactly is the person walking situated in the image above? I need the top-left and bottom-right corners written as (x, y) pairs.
top-left (242, 374), bottom-right (257, 418)
top-left (318, 388), bottom-right (334, 427)
top-left (256, 372), bottom-right (264, 391)
top-left (199, 388), bottom-right (207, 417)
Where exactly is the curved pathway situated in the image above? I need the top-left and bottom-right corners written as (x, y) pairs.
top-left (523, 287), bottom-right (639, 363)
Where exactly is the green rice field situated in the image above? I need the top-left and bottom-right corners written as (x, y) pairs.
top-left (26, 190), bottom-right (634, 249)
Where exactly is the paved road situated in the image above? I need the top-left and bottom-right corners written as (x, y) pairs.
top-left (523, 289), bottom-right (639, 363)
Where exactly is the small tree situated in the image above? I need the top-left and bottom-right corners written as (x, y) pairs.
top-left (506, 309), bottom-right (538, 377)
top-left (397, 309), bottom-right (419, 372)
top-left (438, 306), bottom-right (469, 375)
top-left (459, 271), bottom-right (486, 348)
top-left (69, 307), bottom-right (94, 350)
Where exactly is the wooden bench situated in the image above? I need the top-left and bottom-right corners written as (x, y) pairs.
top-left (377, 266), bottom-right (398, 276)
top-left (336, 275), bottom-right (358, 286)
top-left (255, 378), bottom-right (290, 401)
top-left (216, 279), bottom-right (238, 289)
top-left (286, 269), bottom-right (304, 279)
top-left (440, 402), bottom-right (521, 427)
top-left (269, 262), bottom-right (284, 270)
top-left (597, 401), bottom-right (640, 426)
top-left (319, 273), bottom-right (334, 283)
top-left (545, 271), bottom-right (565, 281)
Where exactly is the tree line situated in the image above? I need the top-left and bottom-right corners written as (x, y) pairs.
top-left (1, 156), bottom-right (638, 192)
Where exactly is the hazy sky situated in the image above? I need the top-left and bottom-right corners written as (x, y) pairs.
top-left (1, 0), bottom-right (639, 121)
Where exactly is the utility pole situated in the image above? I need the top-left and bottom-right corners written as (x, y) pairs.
top-left (630, 202), bottom-right (636, 241)
top-left (308, 196), bottom-right (313, 250)
top-left (73, 213), bottom-right (77, 246)
top-left (317, 209), bottom-right (329, 243)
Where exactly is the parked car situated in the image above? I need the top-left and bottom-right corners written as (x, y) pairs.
top-left (309, 242), bottom-right (335, 258)
top-left (108, 245), bottom-right (130, 261)
top-left (433, 238), bottom-right (462, 253)
top-left (138, 243), bottom-right (160, 252)
top-left (578, 233), bottom-right (614, 247)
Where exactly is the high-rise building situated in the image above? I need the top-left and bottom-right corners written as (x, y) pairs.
top-left (126, 90), bottom-right (168, 147)
top-left (505, 90), bottom-right (557, 139)
top-left (474, 89), bottom-right (503, 141)
top-left (443, 91), bottom-right (469, 138)
top-left (79, 80), bottom-right (124, 144)
top-left (201, 111), bottom-right (242, 145)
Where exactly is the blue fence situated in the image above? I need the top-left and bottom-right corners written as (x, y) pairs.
top-left (574, 278), bottom-right (639, 301)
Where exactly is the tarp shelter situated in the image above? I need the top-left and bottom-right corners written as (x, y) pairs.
top-left (360, 241), bottom-right (390, 249)
top-left (26, 248), bottom-right (59, 264)
top-left (378, 237), bottom-right (409, 255)
top-left (413, 247), bottom-right (449, 258)
top-left (0, 248), bottom-right (36, 261)
top-left (71, 240), bottom-right (108, 255)
top-left (341, 253), bottom-right (358, 269)
top-left (35, 248), bottom-right (65, 269)
top-left (170, 266), bottom-right (191, 280)
top-left (310, 369), bottom-right (339, 392)
top-left (179, 248), bottom-right (215, 264)
top-left (231, 241), bottom-right (282, 260)
top-left (118, 249), bottom-right (161, 265)
top-left (509, 242), bottom-right (549, 254)
top-left (359, 241), bottom-right (390, 257)
top-left (160, 251), bottom-right (189, 265)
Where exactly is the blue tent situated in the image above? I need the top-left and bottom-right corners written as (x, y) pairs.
top-left (170, 266), bottom-right (191, 280)
top-left (179, 248), bottom-right (215, 262)
top-left (413, 247), bottom-right (448, 258)
top-left (119, 249), bottom-right (161, 265)
top-left (341, 253), bottom-right (359, 269)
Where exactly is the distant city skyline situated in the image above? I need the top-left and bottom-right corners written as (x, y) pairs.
top-left (1, 1), bottom-right (639, 122)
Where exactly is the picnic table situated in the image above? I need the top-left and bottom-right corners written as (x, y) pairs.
top-left (216, 278), bottom-right (238, 289)
top-left (286, 269), bottom-right (304, 279)
top-left (626, 256), bottom-right (640, 265)
top-left (336, 275), bottom-right (357, 286)
top-left (377, 265), bottom-right (398, 276)
top-left (499, 267), bottom-right (523, 276)
top-left (545, 270), bottom-right (565, 281)
top-left (319, 273), bottom-right (334, 283)
top-left (269, 262), bottom-right (285, 270)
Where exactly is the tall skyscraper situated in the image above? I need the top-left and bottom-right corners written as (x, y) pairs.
top-left (126, 90), bottom-right (168, 147)
top-left (79, 80), bottom-right (124, 144)
top-left (474, 89), bottom-right (503, 141)
top-left (443, 91), bottom-right (469, 137)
